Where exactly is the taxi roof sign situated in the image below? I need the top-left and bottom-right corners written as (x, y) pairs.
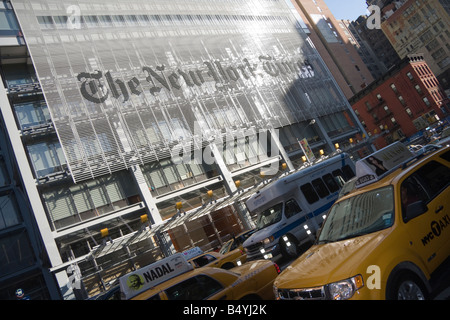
top-left (119, 252), bottom-right (193, 299)
top-left (181, 246), bottom-right (204, 261)
top-left (355, 142), bottom-right (414, 188)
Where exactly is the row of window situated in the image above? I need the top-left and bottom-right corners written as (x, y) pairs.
top-left (37, 13), bottom-right (292, 30)
top-left (143, 159), bottom-right (218, 197)
top-left (41, 171), bottom-right (140, 230)
top-left (357, 67), bottom-right (438, 129)
top-left (300, 165), bottom-right (355, 205)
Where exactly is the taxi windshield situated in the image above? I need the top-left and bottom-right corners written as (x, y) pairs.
top-left (219, 240), bottom-right (233, 254)
top-left (318, 186), bottom-right (394, 243)
top-left (256, 203), bottom-right (283, 230)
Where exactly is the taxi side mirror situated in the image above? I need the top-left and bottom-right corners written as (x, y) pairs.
top-left (404, 200), bottom-right (428, 223)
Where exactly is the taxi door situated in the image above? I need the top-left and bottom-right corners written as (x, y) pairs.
top-left (400, 160), bottom-right (450, 274)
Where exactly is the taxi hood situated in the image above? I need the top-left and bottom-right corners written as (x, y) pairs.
top-left (231, 259), bottom-right (273, 275)
top-left (275, 229), bottom-right (391, 289)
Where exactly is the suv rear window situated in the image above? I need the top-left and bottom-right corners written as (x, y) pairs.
top-left (411, 161), bottom-right (450, 200)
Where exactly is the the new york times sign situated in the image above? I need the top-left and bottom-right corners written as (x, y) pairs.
top-left (77, 55), bottom-right (315, 104)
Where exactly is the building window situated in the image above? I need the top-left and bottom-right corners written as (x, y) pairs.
top-left (14, 101), bottom-right (51, 130)
top-left (423, 97), bottom-right (431, 106)
top-left (42, 171), bottom-right (140, 230)
top-left (36, 16), bottom-right (54, 29)
top-left (0, 9), bottom-right (20, 32)
top-left (406, 72), bottom-right (414, 80)
top-left (406, 108), bottom-right (413, 117)
top-left (390, 83), bottom-right (398, 93)
top-left (414, 84), bottom-right (423, 94)
top-left (0, 232), bottom-right (35, 276)
top-left (398, 95), bottom-right (406, 106)
top-left (0, 159), bottom-right (10, 187)
top-left (0, 193), bottom-right (21, 230)
top-left (431, 48), bottom-right (445, 61)
top-left (26, 141), bottom-right (67, 178)
top-left (372, 113), bottom-right (379, 121)
top-left (391, 117), bottom-right (397, 125)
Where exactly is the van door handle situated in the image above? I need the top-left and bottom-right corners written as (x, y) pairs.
top-left (435, 205), bottom-right (444, 214)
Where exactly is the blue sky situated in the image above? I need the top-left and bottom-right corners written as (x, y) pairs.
top-left (323, 0), bottom-right (370, 21)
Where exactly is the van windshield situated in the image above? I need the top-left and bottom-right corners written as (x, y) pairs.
top-left (318, 186), bottom-right (394, 243)
top-left (256, 203), bottom-right (283, 230)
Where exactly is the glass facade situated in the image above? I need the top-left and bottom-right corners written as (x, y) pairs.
top-left (11, 0), bottom-right (350, 183)
top-left (0, 0), bottom-right (366, 299)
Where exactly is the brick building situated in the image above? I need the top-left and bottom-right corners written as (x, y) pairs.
top-left (350, 54), bottom-right (449, 149)
top-left (379, 0), bottom-right (450, 94)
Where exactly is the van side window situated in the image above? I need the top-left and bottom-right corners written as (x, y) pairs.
top-left (332, 169), bottom-right (346, 184)
top-left (165, 275), bottom-right (223, 300)
top-left (323, 173), bottom-right (339, 193)
top-left (285, 199), bottom-right (302, 218)
top-left (312, 178), bottom-right (330, 198)
top-left (301, 183), bottom-right (319, 204)
top-left (342, 165), bottom-right (355, 180)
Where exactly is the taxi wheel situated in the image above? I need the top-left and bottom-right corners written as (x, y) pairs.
top-left (392, 274), bottom-right (427, 300)
top-left (280, 235), bottom-right (298, 259)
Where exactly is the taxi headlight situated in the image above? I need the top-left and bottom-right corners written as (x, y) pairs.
top-left (327, 275), bottom-right (364, 300)
top-left (263, 236), bottom-right (274, 245)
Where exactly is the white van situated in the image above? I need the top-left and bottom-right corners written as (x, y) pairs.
top-left (243, 152), bottom-right (355, 260)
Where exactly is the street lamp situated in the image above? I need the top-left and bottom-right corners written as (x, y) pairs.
top-left (298, 119), bottom-right (316, 140)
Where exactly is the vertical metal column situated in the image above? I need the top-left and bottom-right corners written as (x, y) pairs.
top-left (269, 128), bottom-right (295, 171)
top-left (129, 165), bottom-right (163, 225)
top-left (209, 142), bottom-right (255, 230)
top-left (314, 118), bottom-right (335, 150)
top-left (129, 165), bottom-right (175, 257)
top-left (209, 143), bottom-right (238, 194)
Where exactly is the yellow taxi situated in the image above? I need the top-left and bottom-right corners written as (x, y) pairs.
top-left (188, 248), bottom-right (247, 270)
top-left (218, 230), bottom-right (256, 255)
top-left (132, 259), bottom-right (281, 300)
top-left (274, 142), bottom-right (450, 300)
